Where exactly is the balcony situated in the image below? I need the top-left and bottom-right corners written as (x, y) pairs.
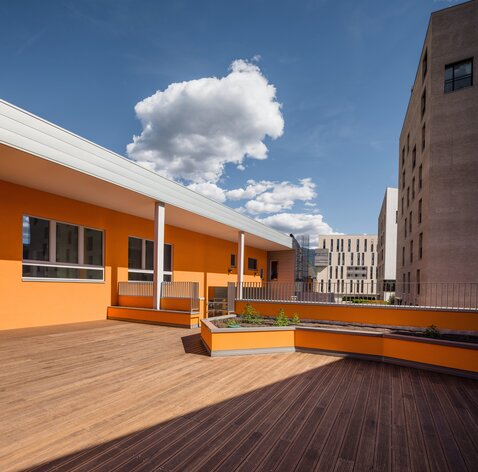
top-left (107, 281), bottom-right (201, 328)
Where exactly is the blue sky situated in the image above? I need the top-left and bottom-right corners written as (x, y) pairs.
top-left (0, 0), bottom-right (464, 242)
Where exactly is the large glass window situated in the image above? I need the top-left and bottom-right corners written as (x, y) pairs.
top-left (56, 223), bottom-right (78, 264)
top-left (84, 229), bottom-right (103, 266)
top-left (22, 216), bottom-right (103, 281)
top-left (445, 59), bottom-right (473, 93)
top-left (23, 217), bottom-right (49, 261)
top-left (128, 237), bottom-right (172, 282)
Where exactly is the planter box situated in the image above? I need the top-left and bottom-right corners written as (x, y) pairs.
top-left (201, 318), bottom-right (478, 379)
top-left (234, 300), bottom-right (478, 332)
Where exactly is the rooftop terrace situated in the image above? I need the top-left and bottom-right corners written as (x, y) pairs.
top-left (1, 321), bottom-right (477, 471)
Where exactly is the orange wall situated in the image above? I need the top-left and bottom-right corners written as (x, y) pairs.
top-left (235, 301), bottom-right (478, 332)
top-left (0, 180), bottom-right (268, 330)
top-left (108, 307), bottom-right (199, 328)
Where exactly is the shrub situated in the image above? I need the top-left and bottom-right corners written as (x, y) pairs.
top-left (388, 294), bottom-right (396, 305)
top-left (291, 313), bottom-right (301, 325)
top-left (226, 318), bottom-right (240, 328)
top-left (241, 303), bottom-right (263, 325)
top-left (275, 308), bottom-right (290, 326)
top-left (424, 324), bottom-right (441, 338)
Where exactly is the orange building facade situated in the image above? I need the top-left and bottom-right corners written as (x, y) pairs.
top-left (0, 100), bottom-right (293, 330)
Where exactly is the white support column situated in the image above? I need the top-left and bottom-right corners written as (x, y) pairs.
top-left (153, 202), bottom-right (165, 310)
top-left (237, 231), bottom-right (245, 299)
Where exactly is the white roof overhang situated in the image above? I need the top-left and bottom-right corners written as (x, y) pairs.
top-left (0, 100), bottom-right (292, 251)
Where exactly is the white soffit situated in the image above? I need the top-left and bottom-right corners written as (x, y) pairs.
top-left (0, 99), bottom-right (292, 250)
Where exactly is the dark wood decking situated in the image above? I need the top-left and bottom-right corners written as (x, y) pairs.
top-left (0, 321), bottom-right (477, 471)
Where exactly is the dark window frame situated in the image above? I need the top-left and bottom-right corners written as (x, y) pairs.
top-left (445, 58), bottom-right (473, 93)
top-left (247, 257), bottom-right (258, 271)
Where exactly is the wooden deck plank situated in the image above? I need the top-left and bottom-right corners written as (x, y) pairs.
top-left (409, 368), bottom-right (450, 472)
top-left (265, 359), bottom-right (357, 471)
top-left (400, 367), bottom-right (431, 471)
top-left (422, 371), bottom-right (477, 471)
top-left (0, 320), bottom-right (475, 472)
top-left (353, 361), bottom-right (382, 471)
top-left (310, 360), bottom-right (369, 471)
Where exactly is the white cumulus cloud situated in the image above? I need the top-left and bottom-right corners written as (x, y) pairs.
top-left (127, 59), bottom-right (284, 184)
top-left (187, 182), bottom-right (226, 203)
top-left (225, 178), bottom-right (316, 214)
top-left (256, 213), bottom-right (334, 246)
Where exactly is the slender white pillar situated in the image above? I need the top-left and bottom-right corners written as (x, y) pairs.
top-left (237, 231), bottom-right (245, 299)
top-left (153, 202), bottom-right (165, 310)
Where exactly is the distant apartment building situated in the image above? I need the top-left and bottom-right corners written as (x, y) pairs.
top-left (316, 235), bottom-right (378, 300)
top-left (377, 188), bottom-right (398, 301)
top-left (396, 0), bottom-right (478, 305)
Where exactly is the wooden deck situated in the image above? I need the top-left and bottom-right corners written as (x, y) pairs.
top-left (0, 321), bottom-right (477, 471)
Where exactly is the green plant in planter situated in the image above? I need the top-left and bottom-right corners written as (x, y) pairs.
top-left (291, 313), bottom-right (301, 325)
top-left (424, 324), bottom-right (441, 338)
top-left (275, 308), bottom-right (290, 326)
top-left (226, 318), bottom-right (240, 328)
top-left (241, 303), bottom-right (263, 325)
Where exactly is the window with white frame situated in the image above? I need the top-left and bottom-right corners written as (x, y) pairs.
top-left (128, 237), bottom-right (172, 282)
top-left (22, 216), bottom-right (104, 281)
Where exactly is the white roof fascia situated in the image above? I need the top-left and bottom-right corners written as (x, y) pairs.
top-left (0, 99), bottom-right (292, 249)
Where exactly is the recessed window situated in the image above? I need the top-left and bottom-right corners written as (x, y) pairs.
top-left (22, 216), bottom-right (103, 281)
top-left (422, 49), bottom-right (428, 81)
top-left (412, 177), bottom-right (415, 200)
top-left (230, 254), bottom-right (237, 268)
top-left (247, 257), bottom-right (258, 271)
top-left (409, 211), bottom-right (412, 234)
top-left (407, 187), bottom-right (410, 207)
top-left (418, 199), bottom-right (422, 224)
top-left (270, 260), bottom-right (279, 280)
top-left (402, 170), bottom-right (405, 190)
top-left (421, 123), bottom-right (426, 151)
top-left (128, 237), bottom-right (172, 282)
top-left (419, 233), bottom-right (423, 259)
top-left (410, 240), bottom-right (414, 263)
top-left (421, 88), bottom-right (426, 118)
top-left (412, 146), bottom-right (416, 169)
top-left (419, 164), bottom-right (423, 190)
top-left (407, 133), bottom-right (410, 155)
top-left (445, 59), bottom-right (473, 93)
top-left (401, 147), bottom-right (405, 168)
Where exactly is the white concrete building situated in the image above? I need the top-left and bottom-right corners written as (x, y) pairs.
top-left (316, 234), bottom-right (378, 301)
top-left (377, 188), bottom-right (398, 301)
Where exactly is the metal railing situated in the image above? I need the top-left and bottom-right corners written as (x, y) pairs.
top-left (237, 281), bottom-right (478, 310)
top-left (118, 281), bottom-right (153, 297)
top-left (118, 281), bottom-right (200, 312)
